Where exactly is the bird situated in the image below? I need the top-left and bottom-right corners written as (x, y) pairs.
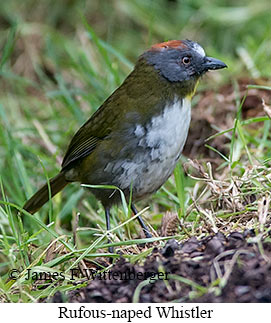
top-left (23, 39), bottom-right (226, 247)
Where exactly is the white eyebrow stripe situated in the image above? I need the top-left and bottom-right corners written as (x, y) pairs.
top-left (193, 43), bottom-right (206, 57)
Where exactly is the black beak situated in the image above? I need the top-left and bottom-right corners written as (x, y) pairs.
top-left (203, 56), bottom-right (227, 71)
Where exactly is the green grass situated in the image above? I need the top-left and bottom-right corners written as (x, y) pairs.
top-left (0, 0), bottom-right (271, 302)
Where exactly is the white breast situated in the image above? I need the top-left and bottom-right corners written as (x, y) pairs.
top-left (111, 97), bottom-right (192, 196)
top-left (141, 97), bottom-right (191, 160)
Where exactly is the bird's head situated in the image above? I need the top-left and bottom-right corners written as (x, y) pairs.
top-left (141, 39), bottom-right (227, 97)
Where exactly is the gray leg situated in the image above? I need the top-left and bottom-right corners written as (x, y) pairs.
top-left (131, 204), bottom-right (152, 238)
top-left (105, 207), bottom-right (114, 253)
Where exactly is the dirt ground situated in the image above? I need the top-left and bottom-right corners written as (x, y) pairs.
top-left (51, 231), bottom-right (271, 303)
top-left (183, 77), bottom-right (270, 160)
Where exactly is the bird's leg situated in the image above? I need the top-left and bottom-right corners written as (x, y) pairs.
top-left (131, 204), bottom-right (152, 238)
top-left (105, 207), bottom-right (114, 253)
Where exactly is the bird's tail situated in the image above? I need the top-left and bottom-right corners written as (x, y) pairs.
top-left (23, 172), bottom-right (68, 214)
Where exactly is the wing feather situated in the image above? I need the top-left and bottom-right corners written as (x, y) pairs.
top-left (61, 132), bottom-right (102, 169)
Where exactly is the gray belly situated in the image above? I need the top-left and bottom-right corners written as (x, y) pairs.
top-left (102, 98), bottom-right (191, 200)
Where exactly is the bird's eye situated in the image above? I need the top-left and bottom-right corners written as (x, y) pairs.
top-left (182, 56), bottom-right (191, 65)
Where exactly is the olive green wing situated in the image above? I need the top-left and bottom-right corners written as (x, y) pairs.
top-left (61, 93), bottom-right (116, 170)
top-left (61, 127), bottom-right (103, 170)
top-left (61, 67), bottom-right (138, 170)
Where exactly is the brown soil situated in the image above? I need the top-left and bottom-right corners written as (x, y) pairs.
top-left (51, 231), bottom-right (271, 303)
top-left (183, 77), bottom-right (270, 160)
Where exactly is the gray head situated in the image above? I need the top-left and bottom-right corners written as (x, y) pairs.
top-left (142, 39), bottom-right (227, 83)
